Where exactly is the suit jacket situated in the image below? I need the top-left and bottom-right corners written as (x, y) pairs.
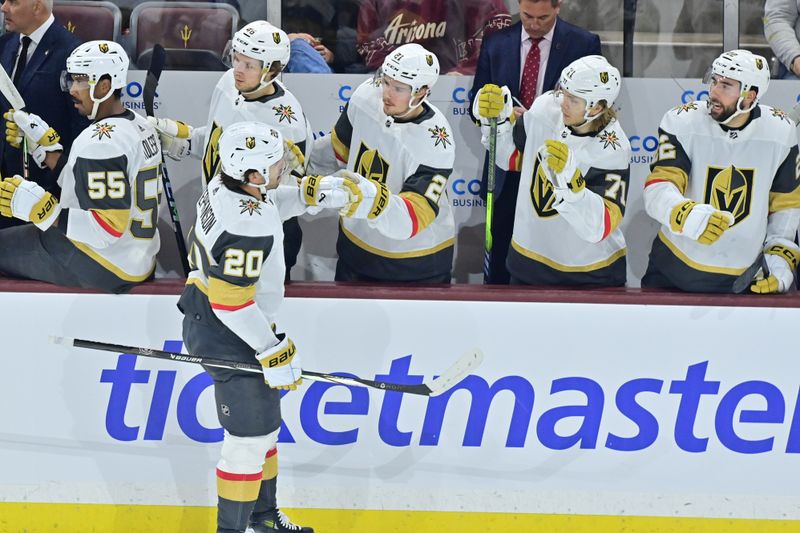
top-left (0, 23), bottom-right (87, 194)
top-left (470, 18), bottom-right (601, 195)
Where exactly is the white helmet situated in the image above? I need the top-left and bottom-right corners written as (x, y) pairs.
top-left (705, 49), bottom-right (770, 124)
top-left (218, 121), bottom-right (285, 196)
top-left (557, 55), bottom-right (620, 123)
top-left (380, 43), bottom-right (439, 112)
top-left (231, 20), bottom-right (290, 92)
top-left (65, 40), bottom-right (129, 120)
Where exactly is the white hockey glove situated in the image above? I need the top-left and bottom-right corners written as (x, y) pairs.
top-left (541, 140), bottom-right (586, 204)
top-left (0, 176), bottom-right (60, 230)
top-left (750, 242), bottom-right (800, 294)
top-left (256, 334), bottom-right (303, 391)
top-left (285, 139), bottom-right (305, 177)
top-left (5, 109), bottom-right (63, 168)
top-left (339, 170), bottom-right (390, 220)
top-left (298, 174), bottom-right (352, 214)
top-left (668, 200), bottom-right (734, 245)
top-left (146, 116), bottom-right (193, 161)
top-left (472, 83), bottom-right (514, 126)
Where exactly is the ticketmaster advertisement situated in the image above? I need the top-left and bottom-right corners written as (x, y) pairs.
top-left (1, 291), bottom-right (799, 523)
top-left (121, 72), bottom-right (800, 285)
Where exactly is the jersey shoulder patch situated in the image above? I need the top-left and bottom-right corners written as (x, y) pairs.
top-left (208, 182), bottom-right (278, 238)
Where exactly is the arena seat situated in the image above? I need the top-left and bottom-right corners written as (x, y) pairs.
top-left (129, 1), bottom-right (239, 70)
top-left (53, 0), bottom-right (122, 43)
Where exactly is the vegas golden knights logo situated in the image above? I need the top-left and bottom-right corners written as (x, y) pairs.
top-left (245, 136), bottom-right (256, 149)
top-left (426, 54), bottom-right (434, 66)
top-left (273, 32), bottom-right (281, 44)
top-left (704, 165), bottom-right (753, 225)
top-left (755, 58), bottom-right (764, 70)
top-left (354, 142), bottom-right (390, 184)
top-left (600, 72), bottom-right (609, 83)
top-left (530, 157), bottom-right (558, 218)
top-left (99, 42), bottom-right (109, 53)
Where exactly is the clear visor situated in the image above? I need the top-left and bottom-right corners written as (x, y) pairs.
top-left (229, 50), bottom-right (265, 74)
top-left (703, 71), bottom-right (743, 96)
top-left (60, 71), bottom-right (90, 92)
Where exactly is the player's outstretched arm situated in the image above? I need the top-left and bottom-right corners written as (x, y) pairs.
top-left (472, 84), bottom-right (518, 171)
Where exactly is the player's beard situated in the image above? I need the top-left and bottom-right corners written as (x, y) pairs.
top-left (708, 98), bottom-right (737, 123)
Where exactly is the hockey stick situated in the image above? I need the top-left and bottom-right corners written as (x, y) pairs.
top-left (483, 117), bottom-right (498, 283)
top-left (0, 66), bottom-right (29, 179)
top-left (49, 336), bottom-right (484, 397)
top-left (143, 44), bottom-right (191, 277)
top-left (731, 252), bottom-right (768, 294)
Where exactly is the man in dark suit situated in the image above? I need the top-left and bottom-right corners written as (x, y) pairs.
top-left (0, 0), bottom-right (86, 229)
top-left (470, 0), bottom-right (601, 283)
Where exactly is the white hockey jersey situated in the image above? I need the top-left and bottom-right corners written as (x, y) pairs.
top-left (184, 176), bottom-right (285, 353)
top-left (197, 71), bottom-right (312, 185)
top-left (325, 78), bottom-right (456, 281)
top-left (492, 91), bottom-right (631, 286)
top-left (644, 103), bottom-right (800, 291)
top-left (58, 110), bottom-right (162, 282)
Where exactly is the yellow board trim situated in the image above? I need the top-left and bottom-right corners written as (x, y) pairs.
top-left (340, 220), bottom-right (454, 259)
top-left (657, 231), bottom-right (746, 276)
top-left (1, 503), bottom-right (798, 533)
top-left (71, 241), bottom-right (154, 282)
top-left (511, 239), bottom-right (626, 272)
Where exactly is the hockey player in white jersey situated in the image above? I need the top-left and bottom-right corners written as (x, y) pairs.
top-left (309, 43), bottom-right (456, 282)
top-left (178, 121), bottom-right (344, 533)
top-left (474, 55), bottom-right (631, 286)
top-left (0, 40), bottom-right (161, 293)
top-left (149, 20), bottom-right (312, 278)
top-left (643, 49), bottom-right (800, 293)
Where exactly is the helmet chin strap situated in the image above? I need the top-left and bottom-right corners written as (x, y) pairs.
top-left (391, 90), bottom-right (426, 120)
top-left (241, 67), bottom-right (279, 99)
top-left (87, 82), bottom-right (114, 120)
top-left (711, 96), bottom-right (755, 126)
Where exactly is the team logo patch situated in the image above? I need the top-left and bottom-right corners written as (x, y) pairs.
top-left (273, 104), bottom-right (297, 124)
top-left (755, 58), bottom-right (764, 70)
top-left (674, 102), bottom-right (699, 114)
top-left (91, 122), bottom-right (115, 140)
top-left (245, 136), bottom-right (256, 149)
top-left (600, 72), bottom-right (609, 83)
top-left (598, 130), bottom-right (621, 150)
top-left (273, 32), bottom-right (281, 44)
top-left (426, 54), bottom-right (434, 66)
top-left (98, 42), bottom-right (109, 53)
top-left (355, 142), bottom-right (390, 183)
top-left (239, 198), bottom-right (262, 216)
top-left (704, 165), bottom-right (754, 226)
top-left (429, 125), bottom-right (452, 148)
top-left (530, 155), bottom-right (558, 218)
top-left (771, 107), bottom-right (792, 123)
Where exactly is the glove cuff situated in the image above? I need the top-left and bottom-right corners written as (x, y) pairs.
top-left (669, 200), bottom-right (697, 233)
top-left (765, 242), bottom-right (800, 271)
top-left (256, 336), bottom-right (296, 368)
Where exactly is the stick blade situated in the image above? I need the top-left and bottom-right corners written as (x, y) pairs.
top-left (425, 348), bottom-right (484, 396)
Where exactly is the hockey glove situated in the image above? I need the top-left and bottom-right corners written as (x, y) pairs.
top-left (0, 176), bottom-right (60, 230)
top-left (285, 139), bottom-right (305, 177)
top-left (339, 170), bottom-right (390, 220)
top-left (750, 243), bottom-right (800, 294)
top-left (472, 84), bottom-right (514, 126)
top-left (5, 109), bottom-right (63, 168)
top-left (298, 174), bottom-right (352, 214)
top-left (542, 140), bottom-right (586, 203)
top-left (256, 334), bottom-right (303, 391)
top-left (668, 200), bottom-right (733, 244)
top-left (146, 116), bottom-right (192, 161)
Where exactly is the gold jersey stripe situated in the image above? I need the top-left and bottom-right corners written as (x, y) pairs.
top-left (399, 191), bottom-right (436, 233)
top-left (208, 276), bottom-right (256, 309)
top-left (330, 129), bottom-right (350, 162)
top-left (646, 166), bottom-right (688, 194)
top-left (340, 220), bottom-right (454, 259)
top-left (769, 187), bottom-right (800, 213)
top-left (511, 239), bottom-right (626, 272)
top-left (602, 198), bottom-right (624, 234)
top-left (70, 241), bottom-right (154, 282)
top-left (657, 231), bottom-right (746, 275)
top-left (91, 208), bottom-right (131, 236)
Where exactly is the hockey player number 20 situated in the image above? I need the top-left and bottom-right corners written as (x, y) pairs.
top-left (223, 249), bottom-right (264, 278)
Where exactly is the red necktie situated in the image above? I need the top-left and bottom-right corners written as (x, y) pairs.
top-left (519, 37), bottom-right (543, 109)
